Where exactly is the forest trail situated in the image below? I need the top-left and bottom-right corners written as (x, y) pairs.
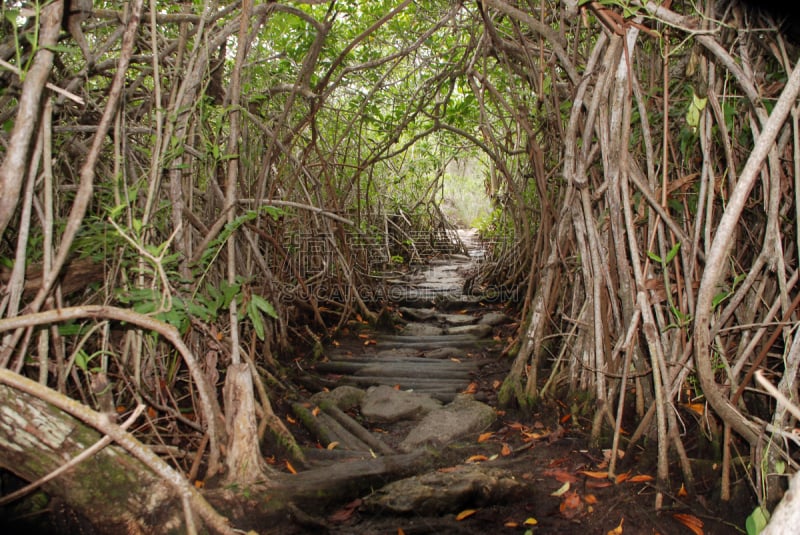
top-left (256, 233), bottom-right (743, 535)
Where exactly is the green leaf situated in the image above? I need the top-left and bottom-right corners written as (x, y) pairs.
top-left (251, 294), bottom-right (278, 319)
top-left (75, 349), bottom-right (90, 372)
top-left (646, 250), bottom-right (662, 263)
top-left (664, 242), bottom-right (681, 263)
top-left (247, 300), bottom-right (265, 341)
top-left (745, 506), bottom-right (769, 535)
top-left (712, 291), bottom-right (729, 310)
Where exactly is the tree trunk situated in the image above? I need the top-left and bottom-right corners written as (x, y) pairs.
top-left (0, 384), bottom-right (185, 533)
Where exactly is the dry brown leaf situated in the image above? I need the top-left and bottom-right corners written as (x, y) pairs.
top-left (584, 493), bottom-right (598, 504)
top-left (477, 432), bottom-right (493, 443)
top-left (327, 441), bottom-right (339, 450)
top-left (397, 529), bottom-right (405, 535)
top-left (615, 471), bottom-right (631, 484)
top-left (456, 509), bottom-right (477, 521)
top-left (543, 469), bottom-right (578, 483)
top-left (559, 492), bottom-right (584, 519)
top-left (579, 470), bottom-right (609, 479)
top-left (586, 479), bottom-right (614, 489)
top-left (627, 474), bottom-right (654, 483)
top-left (504, 521), bottom-right (519, 527)
top-left (673, 513), bottom-right (703, 535)
top-left (606, 517), bottom-right (624, 535)
top-left (501, 443), bottom-right (512, 456)
top-left (286, 415), bottom-right (297, 424)
top-left (467, 454), bottom-right (489, 463)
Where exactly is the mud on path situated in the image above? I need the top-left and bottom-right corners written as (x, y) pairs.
top-left (266, 234), bottom-right (749, 535)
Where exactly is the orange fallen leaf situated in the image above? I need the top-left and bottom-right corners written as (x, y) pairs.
top-left (606, 517), bottom-right (624, 535)
top-left (504, 521), bottom-right (519, 527)
top-left (328, 498), bottom-right (362, 522)
top-left (194, 480), bottom-right (205, 489)
top-left (477, 432), bottom-right (494, 443)
top-left (579, 470), bottom-right (609, 479)
top-left (462, 382), bottom-right (478, 394)
top-left (147, 406), bottom-right (157, 419)
top-left (492, 379), bottom-right (502, 389)
top-left (501, 443), bottom-right (511, 456)
top-left (116, 405), bottom-right (127, 413)
top-left (586, 479), bottom-right (614, 488)
top-left (285, 460), bottom-right (297, 474)
top-left (673, 513), bottom-right (703, 535)
top-left (456, 509), bottom-right (477, 521)
top-left (312, 406), bottom-right (321, 417)
top-left (398, 529), bottom-right (405, 535)
top-left (559, 492), bottom-right (584, 519)
top-left (523, 517), bottom-right (538, 525)
top-left (357, 333), bottom-right (369, 339)
top-left (560, 413), bottom-right (572, 424)
top-left (628, 474), bottom-right (654, 483)
top-left (327, 441), bottom-right (339, 450)
top-left (615, 471), bottom-right (631, 484)
top-left (467, 454), bottom-right (489, 463)
top-left (543, 469), bottom-right (578, 483)
top-left (677, 482), bottom-right (688, 497)
top-left (285, 414), bottom-right (296, 424)
top-left (584, 493), bottom-right (598, 504)
top-left (685, 402), bottom-right (705, 416)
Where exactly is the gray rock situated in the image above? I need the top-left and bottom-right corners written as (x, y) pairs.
top-left (422, 347), bottom-right (463, 359)
top-left (363, 465), bottom-right (525, 515)
top-left (398, 395), bottom-right (496, 452)
top-left (446, 323), bottom-right (492, 338)
top-left (479, 311), bottom-right (511, 326)
top-left (360, 385), bottom-right (442, 423)
top-left (436, 313), bottom-right (476, 326)
top-left (310, 385), bottom-right (365, 411)
top-left (399, 307), bottom-right (437, 321)
top-left (400, 322), bottom-right (443, 336)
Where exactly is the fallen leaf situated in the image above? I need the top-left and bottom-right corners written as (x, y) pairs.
top-left (327, 441), bottom-right (339, 450)
top-left (501, 443), bottom-right (511, 456)
top-left (584, 494), bottom-right (598, 504)
top-left (615, 471), bottom-right (631, 484)
top-left (685, 402), bottom-right (705, 416)
top-left (677, 482), bottom-right (688, 497)
top-left (673, 513), bottom-right (703, 535)
top-left (559, 492), bottom-right (584, 519)
top-left (477, 432), bottom-right (493, 443)
top-left (543, 469), bottom-right (578, 483)
top-left (467, 454), bottom-right (489, 463)
top-left (551, 481), bottom-right (570, 497)
top-left (284, 414), bottom-right (295, 424)
top-left (116, 405), bottom-right (127, 413)
top-left (450, 357), bottom-right (462, 363)
top-left (586, 479), bottom-right (614, 489)
top-left (627, 474), bottom-right (654, 483)
top-left (397, 529), bottom-right (405, 535)
top-left (312, 406), bottom-right (321, 417)
top-left (147, 406), bottom-right (157, 419)
top-left (328, 498), bottom-right (362, 522)
top-left (357, 333), bottom-right (369, 339)
top-left (492, 379), bottom-right (502, 389)
top-left (194, 480), bottom-right (204, 489)
top-left (285, 460), bottom-right (297, 474)
top-left (523, 517), bottom-right (538, 525)
top-left (579, 470), bottom-right (609, 479)
top-left (462, 382), bottom-right (478, 394)
top-left (456, 509), bottom-right (477, 521)
top-left (606, 517), bottom-right (624, 535)
top-left (504, 521), bottom-right (519, 527)
top-left (332, 340), bottom-right (340, 347)
top-left (560, 413), bottom-right (572, 424)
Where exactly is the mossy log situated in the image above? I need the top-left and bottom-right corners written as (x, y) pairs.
top-left (0, 384), bottom-right (186, 533)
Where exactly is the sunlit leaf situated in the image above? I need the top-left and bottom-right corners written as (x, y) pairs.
top-left (456, 509), bottom-right (477, 521)
top-left (606, 517), bottom-right (624, 535)
top-left (477, 432), bottom-right (493, 443)
top-left (285, 461), bottom-right (297, 474)
top-left (551, 482), bottom-right (570, 496)
top-left (327, 441), bottom-right (339, 450)
top-left (523, 517), bottom-right (538, 525)
top-left (673, 513), bottom-right (703, 535)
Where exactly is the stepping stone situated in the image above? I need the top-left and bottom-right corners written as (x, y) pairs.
top-left (422, 347), bottom-right (463, 359)
top-left (436, 313), bottom-right (476, 326)
top-left (399, 322), bottom-right (443, 336)
top-left (446, 323), bottom-right (493, 338)
top-left (375, 348), bottom-right (420, 359)
top-left (479, 311), bottom-right (511, 326)
top-left (398, 394), bottom-right (496, 453)
top-left (310, 385), bottom-right (365, 411)
top-left (363, 465), bottom-right (526, 515)
top-left (361, 385), bottom-right (442, 423)
top-left (399, 307), bottom-right (437, 321)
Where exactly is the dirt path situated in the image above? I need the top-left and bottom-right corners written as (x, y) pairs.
top-left (266, 236), bottom-right (746, 535)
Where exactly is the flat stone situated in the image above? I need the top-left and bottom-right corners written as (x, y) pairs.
top-left (375, 348), bottom-right (420, 359)
top-left (360, 385), bottom-right (442, 423)
top-left (446, 323), bottom-right (492, 338)
top-left (310, 385), bottom-right (365, 412)
top-left (422, 347), bottom-right (463, 359)
top-left (398, 395), bottom-right (496, 452)
top-left (399, 322), bottom-right (444, 336)
top-left (363, 465), bottom-right (526, 515)
top-left (436, 313), bottom-right (476, 326)
top-left (479, 311), bottom-right (511, 326)
top-left (399, 307), bottom-right (437, 321)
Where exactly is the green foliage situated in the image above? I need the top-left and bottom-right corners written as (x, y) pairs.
top-left (745, 506), bottom-right (769, 535)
